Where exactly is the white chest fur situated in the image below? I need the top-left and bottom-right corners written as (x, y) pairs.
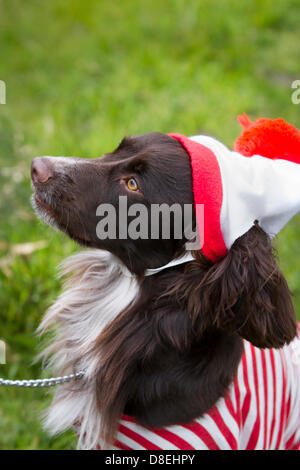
top-left (37, 249), bottom-right (139, 449)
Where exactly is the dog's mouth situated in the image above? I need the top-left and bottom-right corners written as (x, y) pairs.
top-left (33, 192), bottom-right (57, 219)
top-left (31, 189), bottom-right (64, 234)
top-left (31, 189), bottom-right (92, 245)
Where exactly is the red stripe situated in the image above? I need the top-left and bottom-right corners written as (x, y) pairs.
top-left (285, 432), bottom-right (297, 450)
top-left (224, 391), bottom-right (239, 427)
top-left (234, 373), bottom-right (242, 430)
top-left (286, 395), bottom-right (291, 422)
top-left (291, 443), bottom-right (300, 450)
top-left (268, 349), bottom-right (277, 448)
top-left (122, 414), bottom-right (194, 449)
top-left (260, 349), bottom-right (268, 449)
top-left (118, 424), bottom-right (162, 450)
top-left (241, 351), bottom-right (251, 425)
top-left (246, 346), bottom-right (260, 449)
top-left (209, 406), bottom-right (238, 449)
top-left (274, 352), bottom-right (287, 449)
top-left (151, 427), bottom-right (195, 450)
top-left (182, 422), bottom-right (220, 450)
top-left (122, 414), bottom-right (136, 423)
top-left (168, 133), bottom-right (227, 262)
top-left (113, 439), bottom-right (133, 450)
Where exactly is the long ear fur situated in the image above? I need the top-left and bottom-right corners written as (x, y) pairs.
top-left (173, 223), bottom-right (297, 348)
top-left (93, 279), bottom-right (243, 446)
top-left (93, 224), bottom-right (296, 446)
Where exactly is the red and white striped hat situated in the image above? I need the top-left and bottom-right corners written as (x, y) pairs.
top-left (169, 115), bottom-right (300, 264)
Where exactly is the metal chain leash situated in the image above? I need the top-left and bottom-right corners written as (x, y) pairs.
top-left (0, 370), bottom-right (85, 388)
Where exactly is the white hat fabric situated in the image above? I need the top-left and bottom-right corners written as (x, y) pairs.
top-left (190, 134), bottom-right (300, 252)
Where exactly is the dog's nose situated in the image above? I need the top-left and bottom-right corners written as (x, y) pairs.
top-left (31, 157), bottom-right (54, 184)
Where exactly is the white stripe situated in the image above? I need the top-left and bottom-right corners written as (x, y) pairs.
top-left (165, 424), bottom-right (209, 450)
top-left (253, 347), bottom-right (265, 449)
top-left (264, 349), bottom-right (275, 447)
top-left (240, 342), bottom-right (257, 449)
top-left (235, 345), bottom-right (247, 415)
top-left (114, 431), bottom-right (147, 450)
top-left (227, 380), bottom-right (238, 416)
top-left (197, 413), bottom-right (232, 450)
top-left (282, 338), bottom-right (300, 447)
top-left (166, 421), bottom-right (208, 450)
top-left (217, 396), bottom-right (240, 443)
top-left (269, 349), bottom-right (283, 449)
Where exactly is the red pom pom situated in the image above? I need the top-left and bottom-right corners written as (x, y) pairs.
top-left (237, 112), bottom-right (252, 130)
top-left (234, 114), bottom-right (300, 164)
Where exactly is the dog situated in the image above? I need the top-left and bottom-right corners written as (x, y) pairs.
top-left (31, 122), bottom-right (300, 450)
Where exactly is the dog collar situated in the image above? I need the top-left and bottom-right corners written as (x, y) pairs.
top-left (144, 252), bottom-right (195, 276)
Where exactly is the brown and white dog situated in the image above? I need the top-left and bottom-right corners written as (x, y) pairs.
top-left (31, 129), bottom-right (300, 450)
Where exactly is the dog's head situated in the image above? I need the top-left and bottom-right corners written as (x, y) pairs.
top-left (31, 133), bottom-right (195, 275)
top-left (31, 132), bottom-right (297, 349)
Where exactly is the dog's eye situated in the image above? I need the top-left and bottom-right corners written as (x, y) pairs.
top-left (126, 178), bottom-right (139, 191)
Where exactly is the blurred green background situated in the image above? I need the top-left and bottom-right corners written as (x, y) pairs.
top-left (0, 0), bottom-right (299, 450)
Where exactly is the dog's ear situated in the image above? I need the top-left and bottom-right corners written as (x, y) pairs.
top-left (182, 224), bottom-right (297, 348)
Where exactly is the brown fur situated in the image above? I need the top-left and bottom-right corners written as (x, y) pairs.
top-left (31, 133), bottom-right (298, 446)
top-left (93, 224), bottom-right (296, 443)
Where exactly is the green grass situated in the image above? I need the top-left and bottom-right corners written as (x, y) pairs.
top-left (0, 0), bottom-right (300, 449)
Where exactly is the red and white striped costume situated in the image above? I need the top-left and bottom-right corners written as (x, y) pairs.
top-left (91, 336), bottom-right (300, 450)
